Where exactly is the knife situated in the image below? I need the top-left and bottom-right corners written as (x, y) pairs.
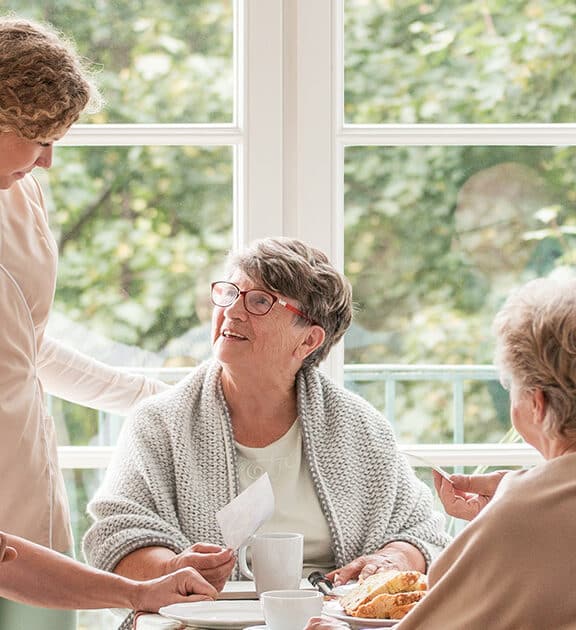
top-left (308, 571), bottom-right (335, 597)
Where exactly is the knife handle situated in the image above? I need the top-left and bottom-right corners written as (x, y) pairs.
top-left (308, 571), bottom-right (334, 596)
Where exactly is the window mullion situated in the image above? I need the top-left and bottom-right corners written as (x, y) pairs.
top-left (283, 0), bottom-right (343, 382)
top-left (240, 0), bottom-right (284, 247)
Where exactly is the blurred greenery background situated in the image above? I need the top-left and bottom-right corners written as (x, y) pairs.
top-left (1, 2), bottom-right (575, 625)
top-left (343, 0), bottom-right (576, 444)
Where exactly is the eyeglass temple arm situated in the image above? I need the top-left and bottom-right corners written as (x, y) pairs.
top-left (278, 298), bottom-right (315, 324)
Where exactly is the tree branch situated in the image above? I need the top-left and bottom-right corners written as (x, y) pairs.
top-left (58, 182), bottom-right (115, 253)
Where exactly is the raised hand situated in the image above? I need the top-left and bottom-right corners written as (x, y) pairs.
top-left (433, 470), bottom-right (508, 521)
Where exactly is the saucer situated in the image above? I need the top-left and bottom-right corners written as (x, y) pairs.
top-left (159, 600), bottom-right (265, 628)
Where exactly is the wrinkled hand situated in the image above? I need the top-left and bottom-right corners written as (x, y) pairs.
top-left (0, 533), bottom-right (17, 564)
top-left (327, 551), bottom-right (411, 587)
top-left (434, 470), bottom-right (508, 521)
top-left (166, 543), bottom-right (235, 592)
top-left (131, 567), bottom-right (218, 612)
top-left (304, 617), bottom-right (349, 630)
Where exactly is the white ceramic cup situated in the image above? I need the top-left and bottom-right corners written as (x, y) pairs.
top-left (238, 532), bottom-right (303, 595)
top-left (261, 589), bottom-right (324, 630)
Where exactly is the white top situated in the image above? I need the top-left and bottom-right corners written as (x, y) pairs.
top-left (235, 420), bottom-right (335, 574)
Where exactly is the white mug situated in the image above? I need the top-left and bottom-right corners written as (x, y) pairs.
top-left (238, 532), bottom-right (303, 595)
top-left (261, 589), bottom-right (324, 630)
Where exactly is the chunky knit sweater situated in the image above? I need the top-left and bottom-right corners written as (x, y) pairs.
top-left (84, 360), bottom-right (450, 627)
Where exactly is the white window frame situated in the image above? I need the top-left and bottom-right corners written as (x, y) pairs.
top-left (57, 0), bottom-right (576, 471)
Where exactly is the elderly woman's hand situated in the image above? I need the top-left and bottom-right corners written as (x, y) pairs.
top-left (0, 532), bottom-right (17, 563)
top-left (304, 617), bottom-right (350, 630)
top-left (433, 470), bottom-right (508, 521)
top-left (165, 543), bottom-right (235, 592)
top-left (326, 541), bottom-right (426, 586)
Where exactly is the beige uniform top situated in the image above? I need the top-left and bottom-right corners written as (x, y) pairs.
top-left (0, 175), bottom-right (166, 552)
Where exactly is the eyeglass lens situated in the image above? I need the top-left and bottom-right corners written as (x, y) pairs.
top-left (212, 282), bottom-right (275, 315)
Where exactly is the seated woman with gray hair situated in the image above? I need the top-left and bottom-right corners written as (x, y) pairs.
top-left (83, 237), bottom-right (450, 626)
top-left (307, 274), bottom-right (576, 630)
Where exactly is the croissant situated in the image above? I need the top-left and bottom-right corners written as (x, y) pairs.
top-left (354, 589), bottom-right (426, 619)
top-left (340, 570), bottom-right (427, 619)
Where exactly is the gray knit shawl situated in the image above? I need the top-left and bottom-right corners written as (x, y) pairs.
top-left (84, 360), bottom-right (450, 628)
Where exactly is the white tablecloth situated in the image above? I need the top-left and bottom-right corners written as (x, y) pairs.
top-left (135, 613), bottom-right (184, 630)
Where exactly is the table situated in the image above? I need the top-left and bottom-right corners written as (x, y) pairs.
top-left (134, 579), bottom-right (316, 630)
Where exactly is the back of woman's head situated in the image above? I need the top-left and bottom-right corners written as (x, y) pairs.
top-left (0, 16), bottom-right (101, 140)
top-left (493, 276), bottom-right (576, 438)
top-left (226, 237), bottom-right (353, 368)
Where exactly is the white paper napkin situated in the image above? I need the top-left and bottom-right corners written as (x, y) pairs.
top-left (216, 473), bottom-right (275, 550)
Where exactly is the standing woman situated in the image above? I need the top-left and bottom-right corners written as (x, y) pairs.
top-left (0, 16), bottom-right (167, 629)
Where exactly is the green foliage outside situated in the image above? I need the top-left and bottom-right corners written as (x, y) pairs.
top-left (1, 1), bottom-right (235, 574)
top-left (343, 0), bottom-right (576, 442)
top-left (2, 0), bottom-right (576, 603)
top-left (1, 0), bottom-right (235, 443)
top-left (345, 0), bottom-right (576, 124)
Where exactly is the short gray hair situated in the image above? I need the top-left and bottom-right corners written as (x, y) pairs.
top-left (226, 237), bottom-right (353, 368)
top-left (493, 276), bottom-right (576, 439)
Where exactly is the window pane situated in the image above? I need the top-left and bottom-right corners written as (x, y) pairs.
top-left (65, 468), bottom-right (129, 628)
top-left (7, 0), bottom-right (234, 123)
top-left (42, 145), bottom-right (233, 447)
top-left (64, 469), bottom-right (103, 560)
top-left (345, 378), bottom-right (509, 444)
top-left (344, 145), bottom-right (576, 438)
top-left (344, 0), bottom-right (576, 123)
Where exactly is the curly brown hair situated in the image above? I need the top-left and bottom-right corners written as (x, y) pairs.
top-left (225, 237), bottom-right (354, 368)
top-left (0, 15), bottom-right (102, 140)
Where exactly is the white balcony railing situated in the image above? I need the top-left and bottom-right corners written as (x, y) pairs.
top-left (56, 364), bottom-right (541, 470)
top-left (57, 441), bottom-right (542, 469)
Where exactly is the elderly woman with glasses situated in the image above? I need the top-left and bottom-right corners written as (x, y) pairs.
top-left (84, 237), bottom-right (450, 628)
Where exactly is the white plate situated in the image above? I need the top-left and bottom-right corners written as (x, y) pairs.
top-left (331, 582), bottom-right (358, 597)
top-left (323, 600), bottom-right (399, 628)
top-left (159, 600), bottom-right (265, 628)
